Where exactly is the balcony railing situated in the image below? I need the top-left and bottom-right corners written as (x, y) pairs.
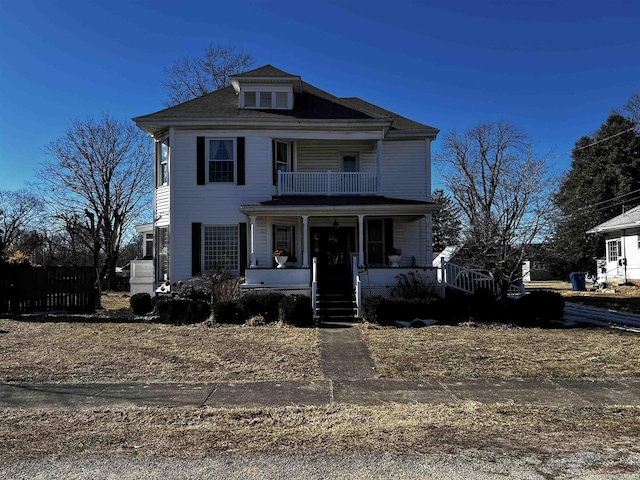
top-left (278, 171), bottom-right (377, 195)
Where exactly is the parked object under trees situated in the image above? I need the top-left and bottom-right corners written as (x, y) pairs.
top-left (36, 114), bottom-right (152, 292)
top-left (436, 120), bottom-right (556, 297)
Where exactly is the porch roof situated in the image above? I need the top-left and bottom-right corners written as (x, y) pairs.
top-left (239, 195), bottom-right (438, 216)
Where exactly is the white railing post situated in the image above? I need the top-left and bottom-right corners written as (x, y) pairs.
top-left (327, 171), bottom-right (332, 195)
top-left (356, 277), bottom-right (362, 318)
top-left (312, 257), bottom-right (318, 316)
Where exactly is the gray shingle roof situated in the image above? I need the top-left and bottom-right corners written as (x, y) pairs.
top-left (134, 65), bottom-right (438, 133)
top-left (587, 205), bottom-right (640, 233)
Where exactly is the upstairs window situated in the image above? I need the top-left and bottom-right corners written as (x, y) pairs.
top-left (242, 90), bottom-right (291, 109)
top-left (156, 138), bottom-right (169, 186)
top-left (208, 139), bottom-right (235, 183)
top-left (244, 92), bottom-right (256, 107)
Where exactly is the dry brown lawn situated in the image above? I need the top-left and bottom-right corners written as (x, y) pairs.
top-left (0, 320), bottom-right (321, 383)
top-left (1, 403), bottom-right (638, 462)
top-left (362, 325), bottom-right (640, 379)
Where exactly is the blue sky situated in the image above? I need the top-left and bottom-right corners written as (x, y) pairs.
top-left (1, 0), bottom-right (639, 191)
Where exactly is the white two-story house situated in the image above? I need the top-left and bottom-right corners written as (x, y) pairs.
top-left (132, 65), bottom-right (439, 312)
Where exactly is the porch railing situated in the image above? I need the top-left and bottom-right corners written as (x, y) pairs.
top-left (278, 171), bottom-right (377, 195)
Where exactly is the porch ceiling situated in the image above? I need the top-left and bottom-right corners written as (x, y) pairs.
top-left (239, 195), bottom-right (438, 217)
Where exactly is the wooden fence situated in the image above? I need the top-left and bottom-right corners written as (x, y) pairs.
top-left (0, 265), bottom-right (97, 314)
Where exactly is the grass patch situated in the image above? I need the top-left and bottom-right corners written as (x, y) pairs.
top-left (100, 291), bottom-right (131, 311)
top-left (0, 320), bottom-right (321, 383)
top-left (0, 404), bottom-right (638, 462)
top-left (362, 326), bottom-right (640, 379)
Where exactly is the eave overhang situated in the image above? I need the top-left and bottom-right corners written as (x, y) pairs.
top-left (239, 199), bottom-right (439, 217)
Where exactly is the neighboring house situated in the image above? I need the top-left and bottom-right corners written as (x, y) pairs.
top-left (587, 205), bottom-right (640, 285)
top-left (521, 244), bottom-right (563, 282)
top-left (131, 65), bottom-right (439, 311)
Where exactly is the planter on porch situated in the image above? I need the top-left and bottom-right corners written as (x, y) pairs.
top-left (274, 255), bottom-right (288, 268)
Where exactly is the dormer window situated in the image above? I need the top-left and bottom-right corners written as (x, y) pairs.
top-left (241, 87), bottom-right (293, 109)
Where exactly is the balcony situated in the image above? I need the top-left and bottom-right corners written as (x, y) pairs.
top-left (278, 171), bottom-right (377, 195)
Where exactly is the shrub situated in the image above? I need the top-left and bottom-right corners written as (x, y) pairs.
top-left (176, 282), bottom-right (211, 302)
top-left (514, 291), bottom-right (565, 327)
top-left (278, 294), bottom-right (313, 327)
top-left (130, 293), bottom-right (152, 315)
top-left (440, 289), bottom-right (472, 323)
top-left (389, 269), bottom-right (441, 300)
top-left (260, 292), bottom-right (286, 323)
top-left (470, 288), bottom-right (497, 322)
top-left (237, 292), bottom-right (265, 320)
top-left (152, 296), bottom-right (211, 325)
top-left (211, 300), bottom-right (242, 324)
top-left (362, 296), bottom-right (424, 325)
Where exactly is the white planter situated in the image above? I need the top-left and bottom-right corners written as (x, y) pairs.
top-left (388, 255), bottom-right (401, 267)
top-left (275, 255), bottom-right (288, 268)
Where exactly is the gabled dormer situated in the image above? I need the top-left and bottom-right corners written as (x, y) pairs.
top-left (230, 65), bottom-right (302, 110)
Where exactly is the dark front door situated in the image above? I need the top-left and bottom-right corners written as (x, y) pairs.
top-left (311, 227), bottom-right (355, 284)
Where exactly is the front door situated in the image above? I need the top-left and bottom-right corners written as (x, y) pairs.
top-left (311, 227), bottom-right (355, 283)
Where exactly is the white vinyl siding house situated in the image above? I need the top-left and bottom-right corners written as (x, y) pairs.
top-left (132, 65), bottom-right (439, 301)
top-left (588, 205), bottom-right (640, 285)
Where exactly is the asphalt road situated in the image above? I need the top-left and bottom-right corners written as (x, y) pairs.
top-left (2, 451), bottom-right (640, 479)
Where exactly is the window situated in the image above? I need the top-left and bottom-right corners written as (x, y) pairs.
top-left (608, 239), bottom-right (621, 262)
top-left (156, 226), bottom-right (169, 282)
top-left (244, 91), bottom-right (256, 107)
top-left (144, 233), bottom-right (153, 259)
top-left (275, 91), bottom-right (288, 108)
top-left (341, 152), bottom-right (359, 172)
top-left (274, 225), bottom-right (295, 256)
top-left (275, 140), bottom-right (290, 173)
top-left (204, 226), bottom-right (238, 272)
top-left (259, 91), bottom-right (272, 108)
top-left (156, 139), bottom-right (169, 186)
top-left (243, 90), bottom-right (291, 109)
top-left (366, 219), bottom-right (384, 266)
top-left (208, 139), bottom-right (235, 183)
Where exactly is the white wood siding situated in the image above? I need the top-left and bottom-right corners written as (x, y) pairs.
top-left (380, 140), bottom-right (429, 201)
top-left (603, 229), bottom-right (640, 281)
top-left (169, 130), bottom-right (274, 281)
top-left (296, 140), bottom-right (376, 172)
top-left (155, 186), bottom-right (170, 226)
top-left (393, 217), bottom-right (428, 267)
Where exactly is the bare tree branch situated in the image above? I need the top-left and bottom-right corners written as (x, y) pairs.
top-left (162, 43), bottom-right (254, 106)
top-left (35, 114), bottom-right (152, 289)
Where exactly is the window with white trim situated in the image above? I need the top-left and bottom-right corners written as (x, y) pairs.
top-left (365, 219), bottom-right (384, 266)
top-left (242, 88), bottom-right (291, 109)
top-left (275, 140), bottom-right (290, 173)
top-left (207, 139), bottom-right (235, 183)
top-left (204, 225), bottom-right (238, 272)
top-left (607, 239), bottom-right (621, 262)
top-left (341, 151), bottom-right (359, 172)
top-left (156, 138), bottom-right (169, 186)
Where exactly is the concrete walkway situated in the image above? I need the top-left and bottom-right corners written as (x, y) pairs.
top-left (2, 319), bottom-right (640, 409)
top-left (2, 378), bottom-right (640, 409)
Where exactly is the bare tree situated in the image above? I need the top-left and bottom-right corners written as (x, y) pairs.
top-left (624, 90), bottom-right (640, 127)
top-left (0, 189), bottom-right (44, 258)
top-left (37, 114), bottom-right (151, 290)
top-left (162, 43), bottom-right (254, 106)
top-left (436, 121), bottom-right (556, 295)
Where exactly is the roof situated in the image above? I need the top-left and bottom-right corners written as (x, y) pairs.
top-left (239, 195), bottom-right (439, 216)
top-left (133, 65), bottom-right (438, 135)
top-left (587, 205), bottom-right (640, 233)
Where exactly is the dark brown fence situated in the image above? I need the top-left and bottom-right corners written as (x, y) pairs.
top-left (0, 265), bottom-right (97, 314)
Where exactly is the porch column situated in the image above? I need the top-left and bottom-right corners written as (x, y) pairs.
top-left (249, 216), bottom-right (257, 268)
top-left (425, 214), bottom-right (433, 266)
top-left (302, 215), bottom-right (309, 268)
top-left (376, 140), bottom-right (382, 194)
top-left (358, 214), bottom-right (365, 266)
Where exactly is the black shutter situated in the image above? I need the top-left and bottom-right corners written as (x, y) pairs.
top-left (239, 222), bottom-right (248, 275)
top-left (197, 137), bottom-right (205, 185)
top-left (272, 139), bottom-right (277, 186)
top-left (384, 218), bottom-right (393, 263)
top-left (192, 223), bottom-right (202, 276)
top-left (237, 137), bottom-right (245, 185)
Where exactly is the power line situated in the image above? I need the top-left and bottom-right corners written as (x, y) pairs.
top-left (547, 124), bottom-right (637, 163)
top-left (573, 188), bottom-right (640, 213)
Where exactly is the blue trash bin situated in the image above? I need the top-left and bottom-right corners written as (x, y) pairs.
top-left (569, 272), bottom-right (586, 291)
